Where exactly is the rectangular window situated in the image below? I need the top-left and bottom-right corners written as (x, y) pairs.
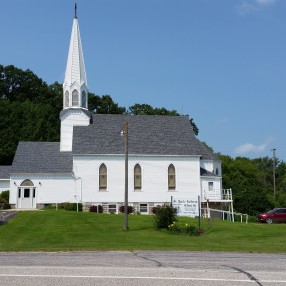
top-left (33, 188), bottom-right (36, 198)
top-left (18, 188), bottom-right (21, 198)
top-left (24, 189), bottom-right (30, 198)
top-left (208, 182), bottom-right (214, 191)
top-left (108, 204), bottom-right (117, 214)
top-left (139, 203), bottom-right (148, 214)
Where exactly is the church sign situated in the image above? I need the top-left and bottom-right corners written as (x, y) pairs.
top-left (172, 197), bottom-right (199, 217)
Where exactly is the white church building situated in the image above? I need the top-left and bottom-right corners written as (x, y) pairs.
top-left (1, 5), bottom-right (232, 215)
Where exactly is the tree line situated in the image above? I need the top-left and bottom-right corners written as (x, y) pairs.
top-left (1, 64), bottom-right (285, 215)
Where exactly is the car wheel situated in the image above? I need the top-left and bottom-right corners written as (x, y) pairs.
top-left (266, 217), bottom-right (273, 224)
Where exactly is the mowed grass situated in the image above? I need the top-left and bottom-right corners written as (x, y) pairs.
top-left (0, 210), bottom-right (286, 253)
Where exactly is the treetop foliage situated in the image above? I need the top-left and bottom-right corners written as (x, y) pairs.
top-left (218, 154), bottom-right (286, 215)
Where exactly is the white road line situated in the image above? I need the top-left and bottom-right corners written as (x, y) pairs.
top-left (0, 274), bottom-right (285, 283)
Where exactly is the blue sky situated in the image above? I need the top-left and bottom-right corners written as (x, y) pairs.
top-left (1, 0), bottom-right (285, 161)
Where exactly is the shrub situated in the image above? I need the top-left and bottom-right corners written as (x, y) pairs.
top-left (154, 205), bottom-right (177, 229)
top-left (119, 205), bottom-right (134, 214)
top-left (58, 202), bottom-right (82, 212)
top-left (89, 205), bottom-right (103, 213)
top-left (0, 190), bottom-right (9, 202)
top-left (0, 197), bottom-right (10, 210)
top-left (151, 206), bottom-right (161, 214)
top-left (168, 222), bottom-right (202, 236)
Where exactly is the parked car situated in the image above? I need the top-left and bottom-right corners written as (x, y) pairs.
top-left (257, 208), bottom-right (286, 224)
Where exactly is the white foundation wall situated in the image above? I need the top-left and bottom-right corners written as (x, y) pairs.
top-left (9, 175), bottom-right (76, 206)
top-left (74, 155), bottom-right (201, 204)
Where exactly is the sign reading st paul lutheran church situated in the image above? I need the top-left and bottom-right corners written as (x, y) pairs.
top-left (172, 198), bottom-right (199, 217)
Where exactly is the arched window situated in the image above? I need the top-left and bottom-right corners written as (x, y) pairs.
top-left (134, 164), bottom-right (142, 190)
top-left (81, 90), bottom-right (86, 108)
top-left (65, 91), bottom-right (69, 108)
top-left (99, 163), bottom-right (107, 190)
top-left (20, 179), bottom-right (34, 187)
top-left (168, 164), bottom-right (176, 190)
top-left (72, 89), bottom-right (79, 106)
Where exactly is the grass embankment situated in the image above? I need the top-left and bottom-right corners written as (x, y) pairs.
top-left (0, 210), bottom-right (285, 253)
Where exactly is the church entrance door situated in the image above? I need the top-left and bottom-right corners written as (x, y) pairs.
top-left (17, 180), bottom-right (36, 209)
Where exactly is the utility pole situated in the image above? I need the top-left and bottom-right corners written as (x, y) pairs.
top-left (271, 148), bottom-right (276, 201)
top-left (123, 122), bottom-right (129, 231)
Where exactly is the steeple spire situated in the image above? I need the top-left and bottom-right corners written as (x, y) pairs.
top-left (63, 3), bottom-right (88, 110)
top-left (60, 3), bottom-right (91, 152)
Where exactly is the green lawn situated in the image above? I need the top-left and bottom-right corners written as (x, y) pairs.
top-left (0, 210), bottom-right (285, 253)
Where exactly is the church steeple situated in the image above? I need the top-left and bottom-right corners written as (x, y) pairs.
top-left (60, 3), bottom-right (91, 152)
top-left (63, 2), bottom-right (88, 110)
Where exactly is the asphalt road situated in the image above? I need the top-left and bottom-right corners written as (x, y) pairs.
top-left (0, 251), bottom-right (285, 286)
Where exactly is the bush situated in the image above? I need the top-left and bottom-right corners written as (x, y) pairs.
top-left (0, 197), bottom-right (10, 210)
top-left (154, 205), bottom-right (177, 229)
top-left (89, 205), bottom-right (103, 213)
top-left (0, 190), bottom-right (9, 202)
top-left (119, 205), bottom-right (134, 214)
top-left (58, 202), bottom-right (82, 212)
top-left (151, 206), bottom-right (161, 214)
top-left (168, 222), bottom-right (202, 236)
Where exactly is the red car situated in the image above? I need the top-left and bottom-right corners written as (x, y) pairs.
top-left (257, 208), bottom-right (286, 224)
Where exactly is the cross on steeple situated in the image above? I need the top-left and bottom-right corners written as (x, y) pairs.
top-left (74, 3), bottom-right (77, 19)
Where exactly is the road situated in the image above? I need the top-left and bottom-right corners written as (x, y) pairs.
top-left (0, 251), bottom-right (285, 285)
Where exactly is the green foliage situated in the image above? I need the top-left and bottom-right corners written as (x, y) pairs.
top-left (151, 206), bottom-right (161, 214)
top-left (218, 154), bottom-right (286, 215)
top-left (0, 191), bottom-right (10, 209)
top-left (119, 205), bottom-right (134, 214)
top-left (154, 205), bottom-right (177, 229)
top-left (58, 202), bottom-right (82, 212)
top-left (167, 222), bottom-right (201, 236)
top-left (89, 93), bottom-right (126, 114)
top-left (0, 198), bottom-right (10, 210)
top-left (0, 190), bottom-right (9, 202)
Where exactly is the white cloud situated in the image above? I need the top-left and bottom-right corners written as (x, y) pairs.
top-left (236, 0), bottom-right (277, 15)
top-left (234, 142), bottom-right (268, 155)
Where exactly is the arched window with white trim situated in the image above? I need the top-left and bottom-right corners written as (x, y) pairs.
top-left (72, 89), bottom-right (79, 106)
top-left (134, 164), bottom-right (142, 190)
top-left (168, 164), bottom-right (176, 190)
top-left (99, 163), bottom-right (107, 190)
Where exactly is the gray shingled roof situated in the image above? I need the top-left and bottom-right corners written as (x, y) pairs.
top-left (73, 114), bottom-right (220, 160)
top-left (11, 142), bottom-right (73, 174)
top-left (200, 168), bottom-right (218, 177)
top-left (0, 166), bottom-right (11, 179)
